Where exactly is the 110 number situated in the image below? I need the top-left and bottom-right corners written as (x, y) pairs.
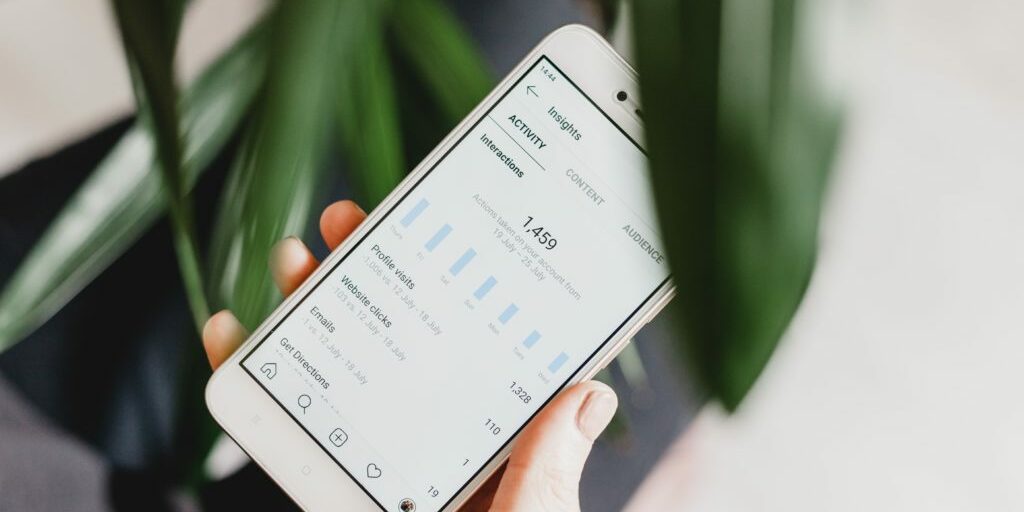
top-left (484, 418), bottom-right (502, 435)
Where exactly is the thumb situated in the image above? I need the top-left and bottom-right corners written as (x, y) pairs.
top-left (489, 381), bottom-right (618, 512)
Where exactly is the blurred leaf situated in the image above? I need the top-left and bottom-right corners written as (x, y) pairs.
top-left (0, 23), bottom-right (268, 353)
top-left (391, 0), bottom-right (492, 122)
top-left (613, 342), bottom-right (650, 393)
top-left (111, 0), bottom-right (184, 184)
top-left (632, 0), bottom-right (840, 410)
top-left (391, 46), bottom-right (461, 169)
top-left (194, 2), bottom-right (349, 484)
top-left (112, 0), bottom-right (210, 331)
top-left (334, 1), bottom-right (405, 206)
top-left (594, 0), bottom-right (622, 32)
top-left (207, 1), bottom-right (342, 329)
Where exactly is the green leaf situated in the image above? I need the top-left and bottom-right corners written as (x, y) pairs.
top-left (112, 0), bottom-right (210, 332)
top-left (632, 0), bottom-right (840, 410)
top-left (390, 0), bottom-right (493, 122)
top-left (191, 2), bottom-right (349, 483)
top-left (195, 4), bottom-right (348, 479)
top-left (0, 23), bottom-right (268, 353)
top-left (594, 0), bottom-right (622, 33)
top-left (207, 1), bottom-right (343, 329)
top-left (334, 1), bottom-right (405, 206)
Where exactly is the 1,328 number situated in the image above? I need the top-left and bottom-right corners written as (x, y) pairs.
top-left (510, 381), bottom-right (532, 403)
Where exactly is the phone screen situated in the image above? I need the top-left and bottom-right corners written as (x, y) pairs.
top-left (240, 55), bottom-right (670, 511)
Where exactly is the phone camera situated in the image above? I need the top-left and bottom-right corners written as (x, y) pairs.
top-left (399, 498), bottom-right (416, 511)
top-left (616, 90), bottom-right (628, 102)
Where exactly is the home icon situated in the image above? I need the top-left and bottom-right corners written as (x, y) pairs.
top-left (260, 362), bottom-right (277, 380)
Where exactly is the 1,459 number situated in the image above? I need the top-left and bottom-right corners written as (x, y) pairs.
top-left (523, 216), bottom-right (558, 250)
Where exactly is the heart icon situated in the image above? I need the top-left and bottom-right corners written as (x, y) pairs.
top-left (366, 463), bottom-right (382, 479)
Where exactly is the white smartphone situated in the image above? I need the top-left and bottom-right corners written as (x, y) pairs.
top-left (206, 24), bottom-right (673, 512)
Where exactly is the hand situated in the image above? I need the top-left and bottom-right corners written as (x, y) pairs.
top-left (202, 200), bottom-right (618, 511)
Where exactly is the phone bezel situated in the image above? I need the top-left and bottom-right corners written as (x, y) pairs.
top-left (206, 24), bottom-right (674, 512)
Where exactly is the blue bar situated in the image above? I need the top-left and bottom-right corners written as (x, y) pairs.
top-left (400, 198), bottom-right (429, 227)
top-left (522, 330), bottom-right (540, 348)
top-left (473, 276), bottom-right (497, 300)
top-left (425, 224), bottom-right (452, 252)
top-left (548, 352), bottom-right (569, 373)
top-left (449, 248), bottom-right (477, 276)
top-left (498, 304), bottom-right (519, 324)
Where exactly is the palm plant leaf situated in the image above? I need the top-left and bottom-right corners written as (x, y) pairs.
top-left (192, 1), bottom-right (353, 483)
top-left (334, 1), bottom-right (405, 206)
top-left (391, 0), bottom-right (492, 122)
top-left (207, 1), bottom-right (343, 329)
top-left (632, 0), bottom-right (840, 410)
top-left (0, 23), bottom-right (268, 353)
top-left (112, 0), bottom-right (210, 331)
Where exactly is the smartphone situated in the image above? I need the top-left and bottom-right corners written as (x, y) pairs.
top-left (206, 24), bottom-right (673, 512)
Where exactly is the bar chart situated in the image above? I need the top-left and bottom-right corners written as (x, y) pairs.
top-left (401, 198), bottom-right (429, 227)
top-left (547, 352), bottom-right (569, 373)
top-left (449, 249), bottom-right (476, 276)
top-left (498, 304), bottom-right (518, 324)
top-left (425, 224), bottom-right (452, 252)
top-left (473, 277), bottom-right (497, 300)
top-left (396, 197), bottom-right (571, 375)
top-left (522, 330), bottom-right (541, 348)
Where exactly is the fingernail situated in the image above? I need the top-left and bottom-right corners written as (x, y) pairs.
top-left (270, 236), bottom-right (300, 263)
top-left (217, 310), bottom-right (246, 339)
top-left (577, 389), bottom-right (618, 441)
top-left (272, 236), bottom-right (300, 252)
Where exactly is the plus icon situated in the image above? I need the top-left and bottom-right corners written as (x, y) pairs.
top-left (329, 428), bottom-right (349, 447)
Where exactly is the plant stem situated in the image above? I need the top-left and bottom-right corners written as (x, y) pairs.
top-left (165, 190), bottom-right (211, 333)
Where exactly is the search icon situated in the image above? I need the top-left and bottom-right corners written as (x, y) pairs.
top-left (297, 394), bottom-right (312, 414)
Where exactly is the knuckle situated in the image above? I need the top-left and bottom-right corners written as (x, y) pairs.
top-left (505, 457), bottom-right (580, 512)
top-left (536, 465), bottom-right (579, 512)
